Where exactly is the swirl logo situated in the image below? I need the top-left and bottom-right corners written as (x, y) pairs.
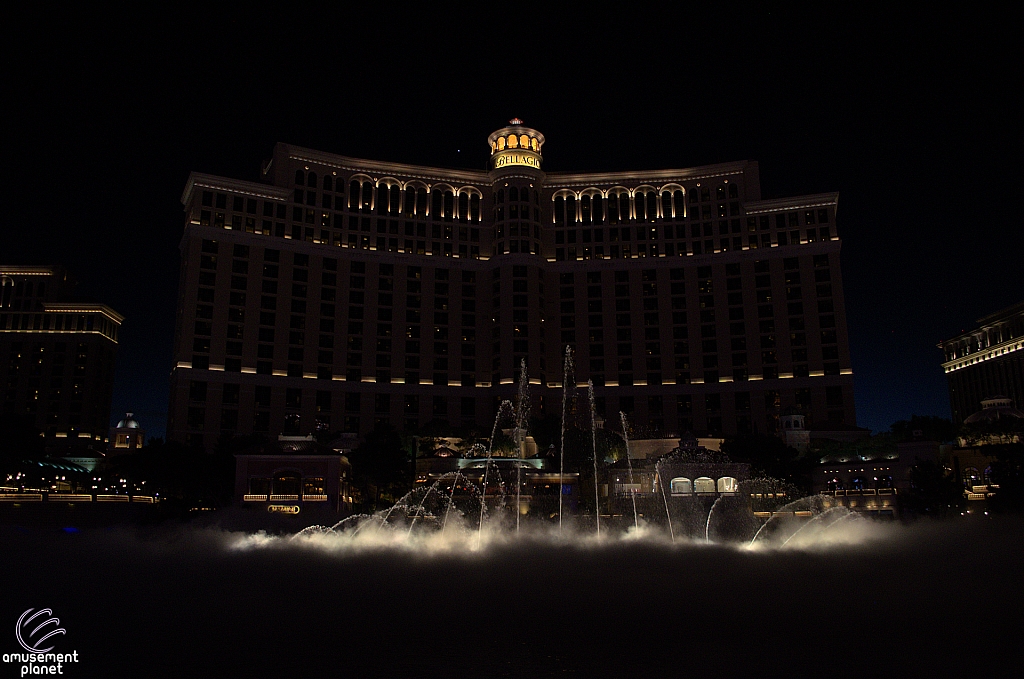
top-left (15, 608), bottom-right (66, 653)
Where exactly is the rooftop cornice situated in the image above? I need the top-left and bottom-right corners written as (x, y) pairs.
top-left (939, 302), bottom-right (1024, 346)
top-left (0, 266), bottom-right (59, 276)
top-left (941, 336), bottom-right (1023, 373)
top-left (743, 193), bottom-right (840, 214)
top-left (278, 144), bottom-right (491, 186)
top-left (181, 172), bottom-right (291, 206)
top-left (543, 161), bottom-right (755, 188)
top-left (42, 303), bottom-right (124, 323)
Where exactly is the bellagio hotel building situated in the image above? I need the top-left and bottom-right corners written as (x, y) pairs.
top-left (168, 120), bottom-right (856, 449)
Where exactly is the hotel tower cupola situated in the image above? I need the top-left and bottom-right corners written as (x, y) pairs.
top-left (487, 119), bottom-right (545, 173)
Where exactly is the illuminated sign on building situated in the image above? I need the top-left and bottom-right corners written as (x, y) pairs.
top-left (492, 150), bottom-right (541, 170)
top-left (268, 504), bottom-right (300, 514)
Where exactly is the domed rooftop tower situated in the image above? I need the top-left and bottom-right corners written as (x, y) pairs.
top-left (110, 412), bottom-right (145, 454)
top-left (487, 119), bottom-right (545, 257)
top-left (487, 119), bottom-right (545, 173)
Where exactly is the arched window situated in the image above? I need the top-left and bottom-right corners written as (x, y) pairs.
top-left (962, 466), bottom-right (981, 489)
top-left (607, 193), bottom-right (620, 224)
top-left (404, 187), bottom-right (417, 216)
top-left (673, 190), bottom-right (685, 218)
top-left (635, 192), bottom-right (647, 222)
top-left (443, 191), bottom-right (454, 222)
top-left (729, 184), bottom-right (738, 199)
top-left (670, 477), bottom-right (692, 495)
top-left (694, 477), bottom-right (715, 494)
top-left (530, 138), bottom-right (538, 151)
top-left (565, 195), bottom-right (576, 224)
top-left (646, 192), bottom-right (658, 222)
top-left (497, 188), bottom-right (505, 204)
top-left (431, 190), bottom-right (443, 218)
top-left (581, 195), bottom-right (592, 224)
top-left (508, 134), bottom-right (518, 148)
top-left (619, 193), bottom-right (631, 221)
top-left (520, 134), bottom-right (529, 148)
top-left (509, 186), bottom-right (519, 202)
top-left (497, 136), bottom-right (506, 150)
top-left (323, 175), bottom-right (333, 192)
top-left (307, 172), bottom-right (318, 188)
top-left (416, 188), bottom-right (427, 215)
top-left (294, 169), bottom-right (304, 185)
top-left (470, 194), bottom-right (481, 222)
top-left (716, 185), bottom-right (725, 200)
top-left (717, 477), bottom-right (739, 493)
top-left (361, 183), bottom-right (373, 213)
top-left (662, 191), bottom-right (672, 219)
top-left (458, 193), bottom-right (469, 222)
top-left (376, 185), bottom-right (389, 214)
top-left (389, 185), bottom-right (401, 213)
top-left (554, 196), bottom-right (566, 225)
top-left (349, 180), bottom-right (361, 209)
top-left (592, 195), bottom-right (604, 225)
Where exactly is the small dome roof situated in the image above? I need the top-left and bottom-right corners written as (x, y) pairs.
top-left (964, 397), bottom-right (1024, 424)
top-left (116, 413), bottom-right (140, 429)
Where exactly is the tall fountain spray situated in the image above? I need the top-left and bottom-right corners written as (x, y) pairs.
top-left (618, 411), bottom-right (640, 530)
top-left (513, 359), bottom-right (530, 533)
top-left (587, 380), bottom-right (601, 537)
top-left (655, 460), bottom-right (674, 542)
top-left (559, 346), bottom-right (573, 533)
top-left (478, 399), bottom-right (513, 546)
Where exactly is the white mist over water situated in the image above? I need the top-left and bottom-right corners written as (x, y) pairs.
top-left (219, 505), bottom-right (890, 560)
top-left (5, 515), bottom-right (1021, 677)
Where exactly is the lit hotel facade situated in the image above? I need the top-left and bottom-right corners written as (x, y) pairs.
top-left (0, 266), bottom-right (123, 445)
top-left (168, 121), bottom-right (855, 449)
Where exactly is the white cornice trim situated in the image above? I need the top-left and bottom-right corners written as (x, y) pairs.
top-left (42, 303), bottom-right (124, 323)
top-left (278, 144), bottom-right (491, 186)
top-left (181, 172), bottom-right (291, 206)
top-left (544, 161), bottom-right (755, 188)
top-left (744, 193), bottom-right (839, 214)
top-left (942, 338), bottom-right (1024, 373)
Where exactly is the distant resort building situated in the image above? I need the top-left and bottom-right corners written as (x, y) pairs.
top-left (939, 302), bottom-right (1024, 427)
top-left (109, 412), bottom-right (146, 453)
top-left (0, 265), bottom-right (123, 450)
top-left (234, 434), bottom-right (354, 517)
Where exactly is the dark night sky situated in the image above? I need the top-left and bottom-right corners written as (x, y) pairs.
top-left (5, 6), bottom-right (1021, 439)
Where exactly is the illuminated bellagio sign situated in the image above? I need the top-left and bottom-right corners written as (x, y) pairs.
top-left (493, 150), bottom-right (541, 170)
top-left (268, 504), bottom-right (300, 514)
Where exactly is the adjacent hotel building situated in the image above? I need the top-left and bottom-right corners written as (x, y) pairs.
top-left (168, 121), bottom-right (855, 449)
top-left (0, 266), bottom-right (123, 445)
top-left (938, 302), bottom-right (1024, 426)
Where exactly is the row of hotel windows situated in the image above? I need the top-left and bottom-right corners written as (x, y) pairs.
top-left (0, 278), bottom-right (49, 310)
top-left (551, 184), bottom-right (742, 225)
top-left (288, 174), bottom-right (485, 222)
top-left (0, 313), bottom-right (120, 341)
top-left (196, 189), bottom-right (832, 265)
top-left (206, 183), bottom-right (818, 235)
top-left (191, 245), bottom-right (840, 381)
top-left (556, 219), bottom-right (829, 243)
top-left (552, 227), bottom-right (833, 261)
top-left (187, 384), bottom-right (838, 411)
top-left (184, 384), bottom-right (841, 432)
